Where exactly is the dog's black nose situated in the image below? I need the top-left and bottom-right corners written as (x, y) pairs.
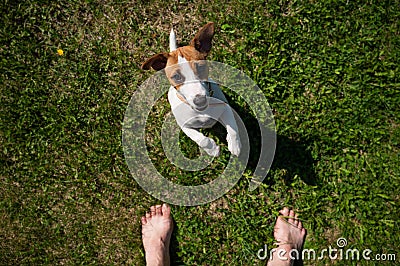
top-left (193, 95), bottom-right (207, 106)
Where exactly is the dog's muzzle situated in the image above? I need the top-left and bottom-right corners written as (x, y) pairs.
top-left (193, 94), bottom-right (207, 107)
top-left (176, 81), bottom-right (212, 111)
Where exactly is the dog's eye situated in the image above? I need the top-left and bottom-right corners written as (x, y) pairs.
top-left (172, 73), bottom-right (182, 82)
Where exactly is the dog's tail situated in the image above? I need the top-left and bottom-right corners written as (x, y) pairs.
top-left (169, 28), bottom-right (177, 52)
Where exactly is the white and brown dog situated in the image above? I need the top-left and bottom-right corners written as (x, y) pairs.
top-left (141, 22), bottom-right (241, 157)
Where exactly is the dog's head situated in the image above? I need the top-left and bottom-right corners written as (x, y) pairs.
top-left (141, 22), bottom-right (215, 111)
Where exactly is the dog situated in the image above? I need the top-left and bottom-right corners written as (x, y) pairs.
top-left (141, 22), bottom-right (241, 157)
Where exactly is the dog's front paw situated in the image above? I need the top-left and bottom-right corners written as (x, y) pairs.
top-left (199, 137), bottom-right (220, 157)
top-left (227, 133), bottom-right (241, 156)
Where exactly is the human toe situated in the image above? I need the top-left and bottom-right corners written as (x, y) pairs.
top-left (279, 207), bottom-right (290, 217)
top-left (155, 205), bottom-right (162, 215)
top-left (162, 203), bottom-right (171, 217)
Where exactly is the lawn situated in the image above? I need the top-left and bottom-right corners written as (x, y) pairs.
top-left (1, 0), bottom-right (399, 265)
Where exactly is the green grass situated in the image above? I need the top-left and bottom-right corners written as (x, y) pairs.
top-left (1, 0), bottom-right (399, 265)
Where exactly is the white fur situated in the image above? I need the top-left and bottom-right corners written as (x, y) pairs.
top-left (177, 56), bottom-right (208, 109)
top-left (166, 26), bottom-right (241, 157)
top-left (169, 28), bottom-right (177, 52)
top-left (168, 81), bottom-right (241, 157)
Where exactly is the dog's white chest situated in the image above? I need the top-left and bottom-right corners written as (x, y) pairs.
top-left (183, 113), bottom-right (217, 128)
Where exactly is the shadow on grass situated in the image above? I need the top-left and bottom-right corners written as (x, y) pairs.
top-left (169, 221), bottom-right (184, 265)
top-left (272, 135), bottom-right (317, 186)
top-left (222, 94), bottom-right (318, 187)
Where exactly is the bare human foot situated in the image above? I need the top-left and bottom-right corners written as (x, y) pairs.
top-left (141, 204), bottom-right (173, 266)
top-left (267, 207), bottom-right (307, 266)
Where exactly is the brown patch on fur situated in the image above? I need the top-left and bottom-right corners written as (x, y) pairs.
top-left (141, 23), bottom-right (214, 93)
top-left (190, 22), bottom-right (215, 53)
top-left (141, 52), bottom-right (169, 71)
top-left (166, 50), bottom-right (179, 66)
top-left (177, 46), bottom-right (208, 62)
top-left (165, 47), bottom-right (209, 90)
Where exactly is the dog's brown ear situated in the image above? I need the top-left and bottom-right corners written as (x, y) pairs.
top-left (190, 22), bottom-right (215, 54)
top-left (141, 53), bottom-right (169, 71)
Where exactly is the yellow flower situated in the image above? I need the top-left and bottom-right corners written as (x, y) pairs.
top-left (57, 49), bottom-right (64, 56)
